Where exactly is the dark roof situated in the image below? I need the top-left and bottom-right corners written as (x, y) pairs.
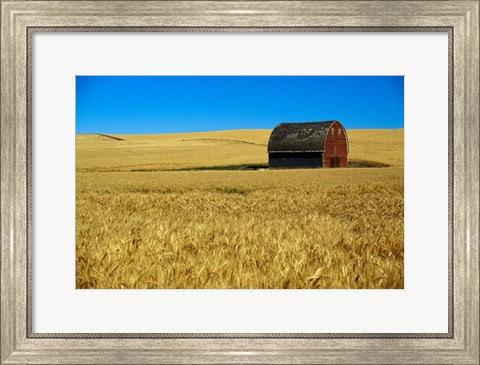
top-left (268, 121), bottom-right (339, 152)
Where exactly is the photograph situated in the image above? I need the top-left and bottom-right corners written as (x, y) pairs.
top-left (75, 75), bottom-right (404, 289)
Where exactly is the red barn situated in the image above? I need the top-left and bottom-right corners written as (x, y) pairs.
top-left (268, 120), bottom-right (349, 168)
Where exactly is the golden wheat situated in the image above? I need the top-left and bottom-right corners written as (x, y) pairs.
top-left (76, 169), bottom-right (403, 289)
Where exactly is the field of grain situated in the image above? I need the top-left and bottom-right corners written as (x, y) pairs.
top-left (76, 128), bottom-right (404, 289)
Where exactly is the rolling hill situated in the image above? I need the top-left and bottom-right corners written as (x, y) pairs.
top-left (76, 128), bottom-right (403, 172)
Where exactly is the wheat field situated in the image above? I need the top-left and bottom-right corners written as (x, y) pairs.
top-left (76, 129), bottom-right (404, 289)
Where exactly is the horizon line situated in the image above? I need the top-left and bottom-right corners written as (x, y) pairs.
top-left (76, 127), bottom-right (405, 135)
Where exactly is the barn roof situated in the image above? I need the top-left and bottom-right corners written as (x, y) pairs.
top-left (268, 120), bottom-right (339, 152)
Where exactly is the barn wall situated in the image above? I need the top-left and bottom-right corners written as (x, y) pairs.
top-left (323, 121), bottom-right (348, 168)
top-left (269, 152), bottom-right (323, 168)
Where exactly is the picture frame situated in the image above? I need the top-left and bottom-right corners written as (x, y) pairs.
top-left (1, 1), bottom-right (478, 364)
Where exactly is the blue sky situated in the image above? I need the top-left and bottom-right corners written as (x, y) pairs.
top-left (76, 76), bottom-right (404, 134)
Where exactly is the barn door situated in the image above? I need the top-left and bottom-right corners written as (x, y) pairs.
top-left (332, 146), bottom-right (338, 168)
top-left (330, 157), bottom-right (336, 168)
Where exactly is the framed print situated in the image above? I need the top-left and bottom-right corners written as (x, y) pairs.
top-left (1, 1), bottom-right (478, 364)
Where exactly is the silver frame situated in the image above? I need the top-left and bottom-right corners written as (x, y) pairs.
top-left (1, 1), bottom-right (478, 364)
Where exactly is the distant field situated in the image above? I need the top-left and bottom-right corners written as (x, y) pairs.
top-left (76, 129), bottom-right (404, 289)
top-left (76, 128), bottom-right (403, 171)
